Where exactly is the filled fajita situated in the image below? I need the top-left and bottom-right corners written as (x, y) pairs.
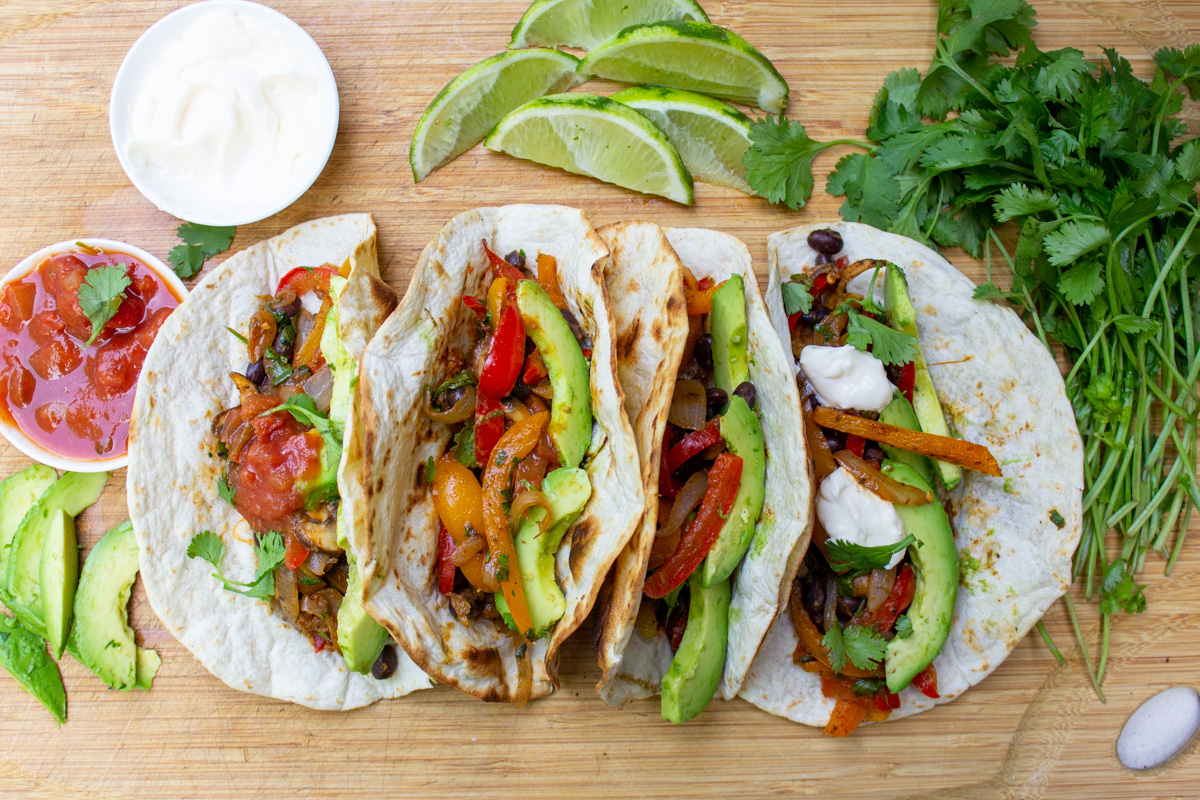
top-left (348, 205), bottom-right (642, 702)
top-left (740, 222), bottom-right (1083, 735)
top-left (593, 223), bottom-right (811, 722)
top-left (128, 215), bottom-right (430, 709)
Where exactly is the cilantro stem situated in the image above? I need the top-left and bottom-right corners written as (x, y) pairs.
top-left (1036, 620), bottom-right (1065, 667)
top-left (1063, 592), bottom-right (1105, 703)
top-left (1141, 207), bottom-right (1200, 318)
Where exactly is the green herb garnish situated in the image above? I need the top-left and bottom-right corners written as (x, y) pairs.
top-left (167, 223), bottom-right (235, 280)
top-left (77, 265), bottom-right (131, 346)
top-left (825, 534), bottom-right (916, 574)
top-left (744, 116), bottom-right (871, 210)
top-left (822, 622), bottom-right (889, 673)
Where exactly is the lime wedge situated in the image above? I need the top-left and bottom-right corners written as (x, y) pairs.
top-left (509, 0), bottom-right (709, 50)
top-left (484, 93), bottom-right (694, 205)
top-left (410, 49), bottom-right (584, 182)
top-left (613, 86), bottom-right (753, 194)
top-left (578, 21), bottom-right (788, 114)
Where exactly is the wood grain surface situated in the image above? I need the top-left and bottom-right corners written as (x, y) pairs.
top-left (1, 1), bottom-right (1198, 797)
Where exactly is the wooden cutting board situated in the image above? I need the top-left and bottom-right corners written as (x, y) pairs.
top-left (0, 1), bottom-right (1198, 797)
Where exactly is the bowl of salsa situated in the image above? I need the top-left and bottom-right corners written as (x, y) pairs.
top-left (0, 239), bottom-right (186, 470)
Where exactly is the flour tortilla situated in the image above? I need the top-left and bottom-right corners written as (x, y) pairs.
top-left (741, 221), bottom-right (1083, 724)
top-left (350, 205), bottom-right (642, 702)
top-left (593, 225), bottom-right (813, 707)
top-left (128, 214), bottom-right (431, 710)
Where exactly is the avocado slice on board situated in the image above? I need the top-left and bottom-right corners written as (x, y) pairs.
top-left (884, 264), bottom-right (963, 490)
top-left (40, 509), bottom-right (79, 659)
top-left (0, 464), bottom-right (57, 587)
top-left (6, 471), bottom-right (107, 637)
top-left (0, 614), bottom-right (66, 723)
top-left (882, 463), bottom-right (958, 693)
top-left (516, 280), bottom-right (592, 469)
top-left (68, 521), bottom-right (157, 691)
top-left (661, 571), bottom-right (730, 723)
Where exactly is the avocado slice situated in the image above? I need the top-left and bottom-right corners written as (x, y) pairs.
top-left (882, 462), bottom-right (958, 694)
top-left (511, 467), bottom-right (591, 638)
top-left (0, 615), bottom-right (66, 723)
top-left (877, 393), bottom-right (935, 486)
top-left (301, 435), bottom-right (341, 510)
top-left (884, 264), bottom-right (963, 490)
top-left (321, 275), bottom-right (355, 438)
top-left (661, 571), bottom-right (730, 723)
top-left (710, 274), bottom-right (749, 395)
top-left (700, 396), bottom-right (766, 586)
top-left (135, 647), bottom-right (161, 690)
top-left (68, 521), bottom-right (152, 691)
top-left (338, 554), bottom-right (389, 674)
top-left (40, 510), bottom-right (78, 659)
top-left (5, 471), bottom-right (107, 636)
top-left (516, 281), bottom-right (592, 469)
top-left (0, 464), bottom-right (57, 588)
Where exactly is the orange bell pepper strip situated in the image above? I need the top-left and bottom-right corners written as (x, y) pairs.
top-left (825, 695), bottom-right (869, 737)
top-left (536, 253), bottom-right (568, 310)
top-left (431, 456), bottom-right (490, 591)
top-left (482, 412), bottom-right (548, 640)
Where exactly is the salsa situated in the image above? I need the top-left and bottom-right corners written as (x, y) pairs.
top-left (0, 247), bottom-right (181, 460)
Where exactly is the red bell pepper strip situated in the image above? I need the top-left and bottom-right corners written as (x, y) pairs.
top-left (276, 266), bottom-right (337, 298)
top-left (659, 447), bottom-right (681, 500)
top-left (462, 295), bottom-right (486, 317)
top-left (522, 349), bottom-right (548, 385)
top-left (477, 295), bottom-right (525, 398)
top-left (644, 453), bottom-right (743, 599)
top-left (437, 526), bottom-right (457, 595)
top-left (284, 532), bottom-right (310, 571)
top-left (846, 433), bottom-right (866, 459)
top-left (912, 664), bottom-right (940, 698)
top-left (663, 419), bottom-right (722, 474)
top-left (897, 361), bottom-right (915, 404)
top-left (853, 564), bottom-right (916, 633)
top-left (474, 393), bottom-right (504, 466)
top-left (312, 635), bottom-right (328, 653)
top-left (836, 256), bottom-right (849, 270)
top-left (482, 241), bottom-right (526, 288)
top-left (787, 273), bottom-right (831, 330)
top-left (871, 689), bottom-right (902, 712)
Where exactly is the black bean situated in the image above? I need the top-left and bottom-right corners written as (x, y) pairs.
top-left (733, 381), bottom-right (757, 408)
top-left (504, 251), bottom-right (526, 268)
top-left (825, 433), bottom-right (846, 452)
top-left (560, 308), bottom-right (586, 345)
top-left (814, 253), bottom-right (831, 266)
top-left (438, 385), bottom-right (467, 410)
top-left (246, 358), bottom-right (266, 386)
top-left (807, 229), bottom-right (844, 256)
top-left (510, 381), bottom-right (531, 401)
top-left (706, 387), bottom-right (728, 409)
top-left (694, 334), bottom-right (714, 370)
top-left (277, 296), bottom-right (302, 317)
top-left (371, 644), bottom-right (398, 680)
top-left (837, 594), bottom-right (862, 621)
top-left (273, 325), bottom-right (296, 361)
top-left (864, 444), bottom-right (886, 463)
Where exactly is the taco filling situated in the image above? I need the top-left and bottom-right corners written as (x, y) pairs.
top-left (427, 244), bottom-right (594, 657)
top-left (780, 229), bottom-right (1000, 737)
top-left (636, 267), bottom-right (767, 723)
top-left (212, 264), bottom-right (394, 677)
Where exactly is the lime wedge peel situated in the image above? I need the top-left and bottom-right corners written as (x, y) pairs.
top-left (509, 0), bottom-right (709, 51)
top-left (410, 49), bottom-right (584, 182)
top-left (578, 21), bottom-right (789, 115)
top-left (613, 86), bottom-right (754, 194)
top-left (484, 93), bottom-right (694, 205)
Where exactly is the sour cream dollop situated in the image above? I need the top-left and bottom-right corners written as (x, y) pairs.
top-left (817, 467), bottom-right (907, 569)
top-left (799, 344), bottom-right (894, 412)
top-left (111, 2), bottom-right (339, 225)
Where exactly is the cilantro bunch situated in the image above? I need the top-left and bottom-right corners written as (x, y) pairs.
top-left (814, 0), bottom-right (1199, 699)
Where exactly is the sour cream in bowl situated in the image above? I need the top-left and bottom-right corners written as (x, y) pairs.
top-left (109, 0), bottom-right (339, 226)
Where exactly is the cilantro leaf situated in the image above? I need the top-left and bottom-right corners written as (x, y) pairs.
top-left (844, 309), bottom-right (920, 366)
top-left (1031, 47), bottom-right (1093, 101)
top-left (993, 184), bottom-right (1059, 221)
top-left (168, 223), bottom-right (235, 280)
top-left (853, 677), bottom-right (887, 696)
top-left (1100, 560), bottom-right (1147, 615)
top-left (1155, 45), bottom-right (1200, 99)
top-left (431, 370), bottom-right (477, 396)
top-left (825, 534), bottom-right (916, 574)
top-left (424, 456), bottom-right (436, 484)
top-left (894, 615), bottom-right (914, 640)
top-left (186, 531), bottom-right (225, 568)
top-left (781, 281), bottom-right (814, 316)
top-left (212, 531), bottom-right (286, 600)
top-left (453, 423), bottom-right (477, 469)
top-left (1174, 139), bottom-right (1200, 182)
top-left (1057, 259), bottom-right (1105, 305)
top-left (823, 623), bottom-right (889, 673)
top-left (76, 265), bottom-right (131, 346)
top-left (1042, 221), bottom-right (1111, 267)
top-left (745, 116), bottom-right (845, 210)
top-left (217, 473), bottom-right (236, 506)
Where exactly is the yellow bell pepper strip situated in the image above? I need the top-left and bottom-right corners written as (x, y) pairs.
top-left (482, 412), bottom-right (548, 640)
top-left (431, 456), bottom-right (490, 591)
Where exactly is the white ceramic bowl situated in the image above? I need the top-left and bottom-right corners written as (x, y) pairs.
top-left (0, 239), bottom-right (188, 472)
top-left (108, 0), bottom-right (340, 226)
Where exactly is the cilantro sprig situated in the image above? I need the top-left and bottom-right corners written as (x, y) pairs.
top-left (743, 116), bottom-right (871, 210)
top-left (167, 222), bottom-right (235, 280)
top-left (76, 264), bottom-right (131, 346)
top-left (822, 622), bottom-right (889, 673)
top-left (781, 278), bottom-right (814, 316)
top-left (821, 0), bottom-right (1200, 699)
top-left (825, 534), bottom-right (916, 575)
top-left (187, 530), bottom-right (284, 600)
